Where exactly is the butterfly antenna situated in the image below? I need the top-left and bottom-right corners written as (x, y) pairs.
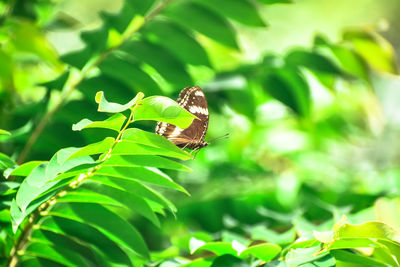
top-left (207, 133), bottom-right (229, 143)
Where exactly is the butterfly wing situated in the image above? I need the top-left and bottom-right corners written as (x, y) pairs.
top-left (155, 86), bottom-right (209, 149)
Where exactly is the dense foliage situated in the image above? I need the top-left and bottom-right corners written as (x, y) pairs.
top-left (1, 0), bottom-right (400, 266)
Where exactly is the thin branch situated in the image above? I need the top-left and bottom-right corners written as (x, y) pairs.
top-left (16, 0), bottom-right (173, 164)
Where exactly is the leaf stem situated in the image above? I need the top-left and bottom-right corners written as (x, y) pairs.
top-left (7, 92), bottom-right (146, 266)
top-left (16, 0), bottom-right (173, 164)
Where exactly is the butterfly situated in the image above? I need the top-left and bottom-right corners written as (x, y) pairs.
top-left (155, 86), bottom-right (209, 152)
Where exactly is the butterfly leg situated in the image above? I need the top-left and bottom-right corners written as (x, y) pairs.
top-left (181, 142), bottom-right (190, 149)
top-left (190, 148), bottom-right (201, 159)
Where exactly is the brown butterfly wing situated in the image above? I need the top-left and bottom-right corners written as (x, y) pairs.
top-left (155, 86), bottom-right (209, 150)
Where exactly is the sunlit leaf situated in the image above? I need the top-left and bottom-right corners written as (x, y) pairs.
top-left (0, 129), bottom-right (11, 135)
top-left (134, 97), bottom-right (196, 128)
top-left (95, 91), bottom-right (144, 113)
top-left (343, 30), bottom-right (397, 74)
top-left (193, 241), bottom-right (238, 256)
top-left (66, 137), bottom-right (114, 160)
top-left (0, 181), bottom-right (20, 195)
top-left (0, 152), bottom-right (15, 171)
top-left (6, 161), bottom-right (46, 178)
top-left (46, 147), bottom-right (95, 180)
top-left (337, 222), bottom-right (400, 243)
top-left (239, 243), bottom-right (281, 262)
top-left (72, 114), bottom-right (126, 132)
top-left (16, 163), bottom-right (60, 212)
top-left (95, 166), bottom-right (189, 194)
top-left (331, 250), bottom-right (387, 267)
top-left (103, 155), bottom-right (191, 171)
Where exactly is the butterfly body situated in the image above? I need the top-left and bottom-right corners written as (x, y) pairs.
top-left (155, 86), bottom-right (209, 151)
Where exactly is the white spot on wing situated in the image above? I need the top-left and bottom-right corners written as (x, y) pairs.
top-left (189, 106), bottom-right (208, 115)
top-left (157, 122), bottom-right (168, 135)
top-left (195, 90), bottom-right (204, 97)
top-left (169, 126), bottom-right (183, 138)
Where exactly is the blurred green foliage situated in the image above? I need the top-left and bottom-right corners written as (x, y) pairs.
top-left (1, 0), bottom-right (400, 266)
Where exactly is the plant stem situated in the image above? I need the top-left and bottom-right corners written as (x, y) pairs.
top-left (16, 0), bottom-right (173, 164)
top-left (7, 96), bottom-right (143, 266)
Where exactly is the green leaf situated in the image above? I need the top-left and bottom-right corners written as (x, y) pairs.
top-left (257, 0), bottom-right (293, 3)
top-left (103, 155), bottom-right (191, 171)
top-left (126, 0), bottom-right (155, 16)
top-left (40, 71), bottom-right (69, 91)
top-left (95, 166), bottom-right (189, 194)
top-left (239, 243), bottom-right (281, 262)
top-left (46, 148), bottom-right (95, 180)
top-left (16, 163), bottom-right (60, 212)
top-left (314, 35), bottom-right (369, 82)
top-left (79, 181), bottom-right (160, 226)
top-left (134, 96), bottom-right (196, 128)
top-left (61, 47), bottom-right (92, 69)
top-left (31, 229), bottom-right (106, 266)
top-left (56, 190), bottom-right (122, 207)
top-left (374, 197), bottom-right (400, 233)
top-left (88, 175), bottom-right (176, 214)
top-left (251, 225), bottom-right (297, 245)
top-left (191, 241), bottom-right (238, 256)
top-left (330, 250), bottom-right (387, 267)
top-left (192, 0), bottom-right (266, 27)
top-left (0, 152), bottom-right (15, 170)
top-left (329, 238), bottom-right (383, 250)
top-left (0, 181), bottom-right (20, 195)
top-left (284, 246), bottom-right (329, 266)
top-left (163, 1), bottom-right (239, 49)
top-left (116, 128), bottom-right (191, 160)
top-left (72, 114), bottom-right (126, 132)
top-left (285, 50), bottom-right (345, 75)
top-left (99, 54), bottom-right (162, 95)
top-left (121, 40), bottom-right (193, 88)
top-left (67, 137), bottom-right (114, 160)
top-left (24, 242), bottom-right (89, 267)
top-left (40, 216), bottom-right (131, 265)
top-left (50, 162), bottom-right (99, 182)
top-left (263, 67), bottom-right (311, 117)
top-left (111, 141), bottom-right (191, 160)
top-left (103, 2), bottom-right (141, 33)
top-left (48, 202), bottom-right (149, 259)
top-left (0, 129), bottom-right (11, 135)
top-left (337, 222), bottom-right (400, 243)
top-left (144, 20), bottom-right (211, 66)
top-left (78, 75), bottom-right (134, 103)
top-left (81, 26), bottom-right (108, 54)
top-left (18, 256), bottom-right (65, 267)
top-left (10, 199), bottom-right (24, 233)
top-left (95, 91), bottom-right (144, 113)
top-left (181, 258), bottom-right (214, 267)
top-left (6, 161), bottom-right (46, 177)
top-left (343, 30), bottom-right (397, 73)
